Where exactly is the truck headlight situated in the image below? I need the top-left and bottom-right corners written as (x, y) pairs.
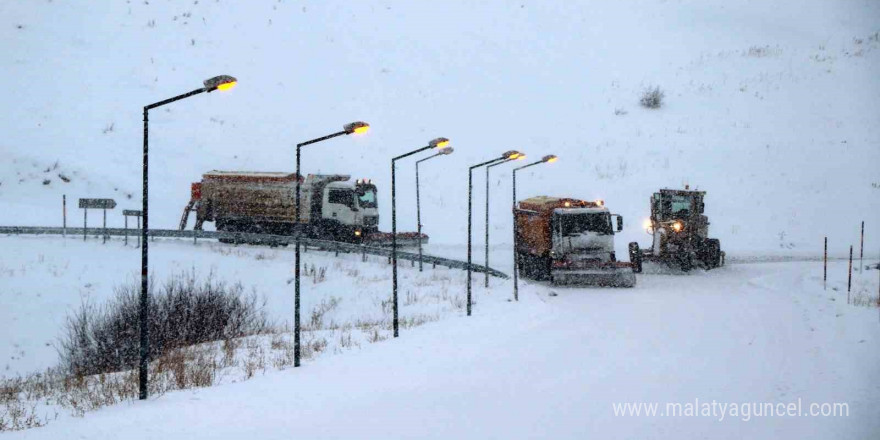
top-left (672, 221), bottom-right (683, 232)
top-left (354, 230), bottom-right (362, 237)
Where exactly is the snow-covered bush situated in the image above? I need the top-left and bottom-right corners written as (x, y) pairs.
top-left (639, 85), bottom-right (665, 109)
top-left (57, 271), bottom-right (268, 377)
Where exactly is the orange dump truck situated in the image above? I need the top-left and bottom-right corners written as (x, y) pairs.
top-left (514, 196), bottom-right (639, 287)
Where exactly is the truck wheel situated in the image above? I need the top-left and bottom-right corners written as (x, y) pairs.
top-left (705, 239), bottom-right (722, 269)
top-left (628, 242), bottom-right (643, 273)
top-left (543, 256), bottom-right (553, 282)
top-left (679, 252), bottom-right (693, 272)
top-left (217, 220), bottom-right (233, 244)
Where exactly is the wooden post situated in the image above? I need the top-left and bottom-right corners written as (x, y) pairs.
top-left (823, 236), bottom-right (827, 290)
top-left (847, 245), bottom-right (853, 304)
top-left (859, 221), bottom-right (864, 274)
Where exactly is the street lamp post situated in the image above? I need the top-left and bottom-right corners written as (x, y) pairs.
top-left (467, 150), bottom-right (522, 316)
top-left (392, 138), bottom-right (449, 337)
top-left (511, 155), bottom-right (557, 301)
top-left (294, 121), bottom-right (369, 368)
top-left (484, 156), bottom-right (524, 288)
top-left (140, 74), bottom-right (237, 400)
top-left (415, 147), bottom-right (453, 272)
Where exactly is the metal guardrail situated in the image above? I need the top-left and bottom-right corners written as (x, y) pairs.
top-left (0, 226), bottom-right (509, 279)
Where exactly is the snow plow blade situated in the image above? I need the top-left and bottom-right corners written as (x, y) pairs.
top-left (363, 231), bottom-right (428, 248)
top-left (551, 266), bottom-right (636, 287)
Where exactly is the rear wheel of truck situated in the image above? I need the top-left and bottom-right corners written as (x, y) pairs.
top-left (543, 256), bottom-right (554, 282)
top-left (217, 220), bottom-right (233, 244)
top-left (705, 239), bottom-right (722, 269)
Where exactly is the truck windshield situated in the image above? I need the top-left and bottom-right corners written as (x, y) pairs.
top-left (558, 213), bottom-right (612, 236)
top-left (661, 195), bottom-right (693, 218)
top-left (358, 187), bottom-right (377, 208)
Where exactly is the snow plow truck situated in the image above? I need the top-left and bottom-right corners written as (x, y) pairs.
top-left (629, 187), bottom-right (724, 272)
top-left (514, 196), bottom-right (638, 287)
top-left (180, 171), bottom-right (426, 246)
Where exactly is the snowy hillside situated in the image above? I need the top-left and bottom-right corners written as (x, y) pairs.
top-left (2, 1), bottom-right (880, 438)
top-left (1, 0), bottom-right (878, 256)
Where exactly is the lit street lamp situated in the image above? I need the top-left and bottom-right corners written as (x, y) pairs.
top-left (294, 121), bottom-right (369, 368)
top-left (467, 150), bottom-right (522, 316)
top-left (392, 137), bottom-right (449, 336)
top-left (512, 154), bottom-right (557, 301)
top-left (415, 146), bottom-right (453, 271)
top-left (484, 155), bottom-right (525, 288)
top-left (140, 74), bottom-right (237, 400)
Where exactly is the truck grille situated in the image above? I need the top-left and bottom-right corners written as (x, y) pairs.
top-left (364, 216), bottom-right (379, 226)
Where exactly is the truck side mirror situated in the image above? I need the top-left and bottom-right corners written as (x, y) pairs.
top-left (698, 202), bottom-right (705, 214)
top-left (616, 215), bottom-right (623, 232)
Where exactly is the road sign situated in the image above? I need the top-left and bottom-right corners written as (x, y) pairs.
top-left (79, 198), bottom-right (117, 209)
top-left (123, 209), bottom-right (143, 217)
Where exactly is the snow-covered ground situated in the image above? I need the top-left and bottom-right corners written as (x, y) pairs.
top-left (0, 235), bottom-right (470, 378)
top-left (3, 0), bottom-right (880, 437)
top-left (1, 234), bottom-right (878, 438)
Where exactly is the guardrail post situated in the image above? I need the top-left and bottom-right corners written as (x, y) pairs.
top-left (859, 220), bottom-right (865, 273)
top-left (823, 237), bottom-right (827, 290)
top-left (83, 208), bottom-right (87, 242)
top-left (847, 245), bottom-right (853, 304)
top-left (103, 208), bottom-right (107, 244)
top-left (125, 215), bottom-right (129, 246)
top-left (62, 195), bottom-right (66, 238)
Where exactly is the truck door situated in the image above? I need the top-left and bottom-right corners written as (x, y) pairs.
top-left (325, 188), bottom-right (358, 227)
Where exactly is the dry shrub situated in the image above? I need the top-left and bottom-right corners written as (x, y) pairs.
top-left (57, 270), bottom-right (268, 377)
top-left (304, 296), bottom-right (341, 331)
top-left (639, 85), bottom-right (665, 109)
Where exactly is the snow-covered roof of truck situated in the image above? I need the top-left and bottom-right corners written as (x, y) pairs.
top-left (518, 196), bottom-right (604, 214)
top-left (202, 171), bottom-right (301, 182)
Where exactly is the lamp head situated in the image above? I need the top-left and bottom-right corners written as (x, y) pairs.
top-left (438, 147), bottom-right (454, 155)
top-left (203, 75), bottom-right (237, 92)
top-left (501, 150), bottom-right (523, 160)
top-left (543, 155), bottom-right (558, 163)
top-left (344, 121), bottom-right (370, 135)
top-left (429, 137), bottom-right (450, 149)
